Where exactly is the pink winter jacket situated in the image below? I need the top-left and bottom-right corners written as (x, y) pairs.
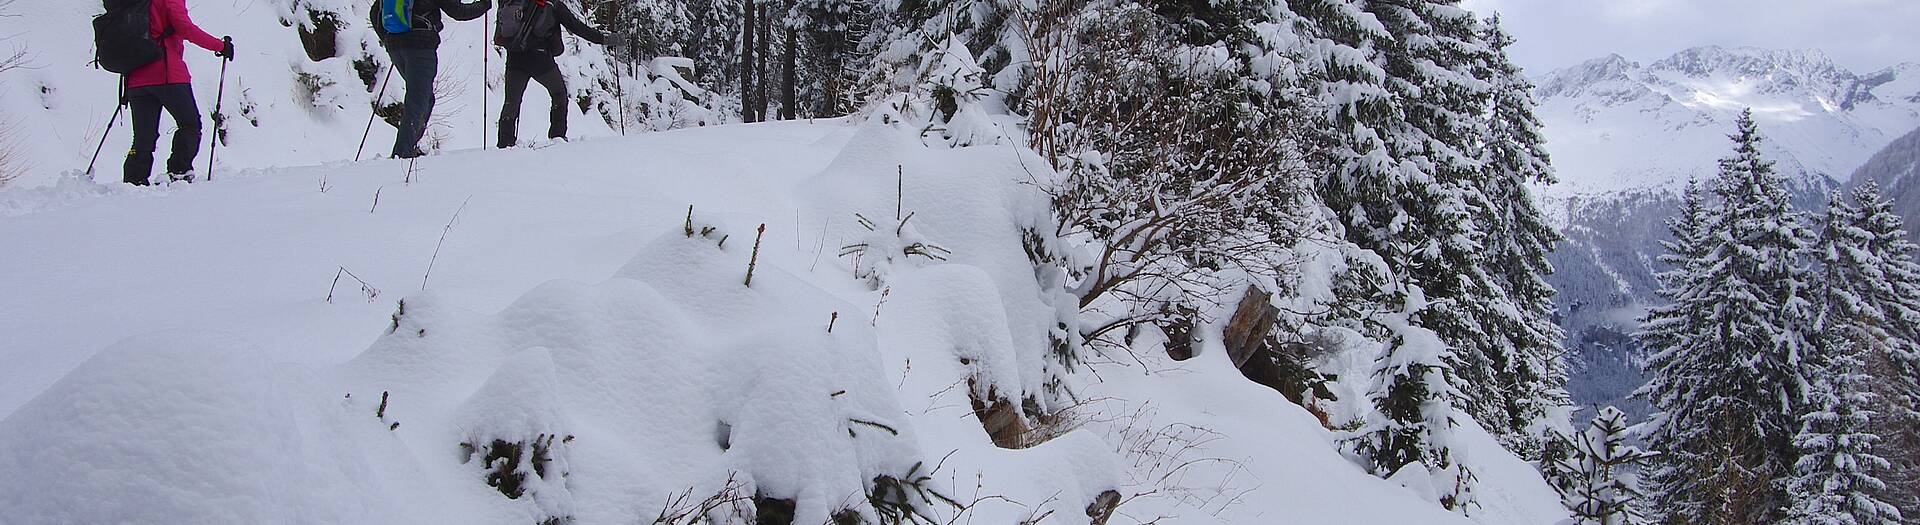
top-left (126, 0), bottom-right (224, 88)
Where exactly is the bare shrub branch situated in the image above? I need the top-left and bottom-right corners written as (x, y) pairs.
top-left (0, 0), bottom-right (31, 187)
top-left (1008, 3), bottom-right (1317, 365)
top-left (653, 472), bottom-right (754, 524)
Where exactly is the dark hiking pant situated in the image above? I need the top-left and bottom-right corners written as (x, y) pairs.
top-left (387, 46), bottom-right (439, 158)
top-left (499, 64), bottom-right (568, 148)
top-left (124, 83), bottom-right (202, 185)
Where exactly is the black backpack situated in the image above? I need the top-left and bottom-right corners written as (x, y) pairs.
top-left (94, 0), bottom-right (171, 74)
top-left (494, 0), bottom-right (558, 53)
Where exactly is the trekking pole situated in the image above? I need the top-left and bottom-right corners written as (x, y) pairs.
top-left (617, 58), bottom-right (628, 136)
top-left (609, 45), bottom-right (627, 136)
top-left (482, 12), bottom-right (490, 150)
top-left (356, 66), bottom-right (394, 162)
top-left (85, 81), bottom-right (127, 178)
top-left (613, 0), bottom-right (630, 135)
top-left (206, 37), bottom-right (232, 181)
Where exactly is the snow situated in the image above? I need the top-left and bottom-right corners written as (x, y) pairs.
top-left (0, 116), bottom-right (1564, 522)
top-left (1532, 47), bottom-right (1920, 207)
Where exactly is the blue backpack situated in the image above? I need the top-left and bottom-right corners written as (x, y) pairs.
top-left (381, 0), bottom-right (415, 33)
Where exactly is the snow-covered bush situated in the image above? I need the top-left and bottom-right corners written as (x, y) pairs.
top-left (1351, 287), bottom-right (1477, 511)
top-left (839, 205), bottom-right (951, 289)
top-left (833, 160), bottom-right (955, 290)
top-left (592, 56), bottom-right (730, 134)
top-left (1016, 4), bottom-right (1315, 359)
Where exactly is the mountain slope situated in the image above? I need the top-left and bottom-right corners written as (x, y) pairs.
top-left (1534, 46), bottom-right (1920, 420)
top-left (1848, 125), bottom-right (1920, 242)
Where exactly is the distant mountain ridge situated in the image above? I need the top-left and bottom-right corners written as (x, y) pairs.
top-left (1529, 46), bottom-right (1920, 421)
top-left (1535, 46), bottom-right (1920, 202)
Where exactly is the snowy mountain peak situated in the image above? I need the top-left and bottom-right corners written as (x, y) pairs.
top-left (1536, 54), bottom-right (1641, 99)
top-left (1533, 46), bottom-right (1920, 200)
top-left (1647, 46), bottom-right (1860, 113)
top-left (1650, 46), bottom-right (1846, 82)
top-left (1861, 62), bottom-right (1920, 107)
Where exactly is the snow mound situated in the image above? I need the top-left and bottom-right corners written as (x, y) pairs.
top-left (0, 118), bottom-right (1560, 524)
top-left (0, 331), bottom-right (429, 523)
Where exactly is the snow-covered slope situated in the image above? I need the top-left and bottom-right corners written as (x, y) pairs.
top-left (0, 119), bottom-right (1565, 523)
top-left (1533, 46), bottom-right (1920, 420)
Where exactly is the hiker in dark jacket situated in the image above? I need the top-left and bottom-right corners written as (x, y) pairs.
top-left (494, 0), bottom-right (605, 148)
top-left (119, 0), bottom-right (232, 185)
top-left (368, 0), bottom-right (491, 159)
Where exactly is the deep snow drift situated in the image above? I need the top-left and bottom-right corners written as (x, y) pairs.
top-left (0, 117), bottom-right (1564, 523)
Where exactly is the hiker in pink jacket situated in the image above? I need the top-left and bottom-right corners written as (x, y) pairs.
top-left (118, 0), bottom-right (232, 185)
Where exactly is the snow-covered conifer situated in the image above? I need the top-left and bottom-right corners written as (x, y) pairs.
top-left (1824, 183), bottom-right (1920, 518)
top-left (1786, 334), bottom-right (1900, 525)
top-left (1475, 12), bottom-right (1568, 453)
top-left (1636, 110), bottom-right (1816, 524)
top-left (1355, 288), bottom-right (1475, 511)
top-left (785, 0), bottom-right (871, 115)
top-left (1555, 406), bottom-right (1656, 525)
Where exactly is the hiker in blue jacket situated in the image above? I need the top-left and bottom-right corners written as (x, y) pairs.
top-left (493, 0), bottom-right (605, 148)
top-left (369, 0), bottom-right (491, 159)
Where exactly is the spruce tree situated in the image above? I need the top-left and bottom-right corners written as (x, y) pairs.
top-left (1832, 183), bottom-right (1920, 518)
top-left (1555, 406), bottom-right (1656, 525)
top-left (1356, 290), bottom-right (1475, 511)
top-left (1636, 110), bottom-right (1816, 524)
top-left (786, 0), bottom-right (871, 115)
top-left (1361, 0), bottom-right (1570, 459)
top-left (1787, 336), bottom-right (1900, 524)
top-left (1286, 0), bottom-right (1398, 237)
top-left (1286, 1), bottom-right (1474, 506)
top-left (1838, 184), bottom-right (1920, 397)
top-left (1792, 191), bottom-right (1903, 525)
top-left (1539, 429), bottom-right (1582, 505)
top-left (1477, 12), bottom-right (1568, 453)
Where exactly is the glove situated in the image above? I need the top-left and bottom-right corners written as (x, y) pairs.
top-left (218, 37), bottom-right (235, 61)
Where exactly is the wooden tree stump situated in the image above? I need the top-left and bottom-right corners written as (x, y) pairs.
top-left (968, 379), bottom-right (1031, 449)
top-left (1086, 490), bottom-right (1123, 525)
top-left (1222, 287), bottom-right (1278, 368)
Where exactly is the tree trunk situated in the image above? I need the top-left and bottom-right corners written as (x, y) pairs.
top-left (754, 3), bottom-right (770, 120)
top-left (821, 36), bottom-right (842, 116)
top-left (780, 0), bottom-right (797, 120)
top-left (739, 0), bottom-right (757, 122)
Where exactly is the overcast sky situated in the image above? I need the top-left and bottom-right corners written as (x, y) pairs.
top-left (1459, 0), bottom-right (1920, 76)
